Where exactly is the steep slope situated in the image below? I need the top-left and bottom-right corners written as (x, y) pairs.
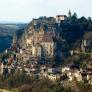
top-left (0, 23), bottom-right (27, 52)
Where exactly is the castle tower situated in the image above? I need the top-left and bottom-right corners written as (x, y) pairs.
top-left (68, 9), bottom-right (71, 18)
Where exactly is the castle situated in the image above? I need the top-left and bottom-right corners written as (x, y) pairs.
top-left (17, 10), bottom-right (72, 63)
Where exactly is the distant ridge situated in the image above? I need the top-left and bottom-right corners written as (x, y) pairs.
top-left (0, 21), bottom-right (28, 24)
top-left (0, 23), bottom-right (27, 52)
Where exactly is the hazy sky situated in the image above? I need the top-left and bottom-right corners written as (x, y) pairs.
top-left (0, 0), bottom-right (91, 22)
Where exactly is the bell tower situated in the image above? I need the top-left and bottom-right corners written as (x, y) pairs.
top-left (68, 9), bottom-right (71, 18)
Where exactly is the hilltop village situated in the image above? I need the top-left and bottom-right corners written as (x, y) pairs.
top-left (1, 10), bottom-right (92, 90)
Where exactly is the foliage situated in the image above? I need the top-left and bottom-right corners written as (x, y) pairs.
top-left (0, 71), bottom-right (31, 88)
top-left (0, 51), bottom-right (12, 61)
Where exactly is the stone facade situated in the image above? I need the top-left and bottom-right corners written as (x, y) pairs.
top-left (23, 26), bottom-right (57, 60)
top-left (56, 15), bottom-right (68, 23)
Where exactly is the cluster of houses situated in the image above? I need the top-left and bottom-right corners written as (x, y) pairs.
top-left (18, 10), bottom-right (73, 63)
top-left (1, 51), bottom-right (92, 85)
top-left (0, 52), bottom-right (17, 75)
top-left (69, 39), bottom-right (92, 57)
top-left (62, 66), bottom-right (92, 85)
top-left (0, 35), bottom-right (22, 76)
top-left (0, 38), bottom-right (92, 86)
top-left (1, 10), bottom-right (92, 86)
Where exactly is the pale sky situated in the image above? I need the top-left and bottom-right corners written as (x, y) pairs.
top-left (0, 0), bottom-right (91, 22)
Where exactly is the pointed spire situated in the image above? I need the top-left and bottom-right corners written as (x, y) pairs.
top-left (68, 9), bottom-right (71, 18)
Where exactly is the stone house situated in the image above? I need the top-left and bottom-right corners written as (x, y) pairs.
top-left (56, 15), bottom-right (68, 23)
top-left (67, 70), bottom-right (82, 82)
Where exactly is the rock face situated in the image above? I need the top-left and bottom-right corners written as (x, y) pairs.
top-left (19, 17), bottom-right (59, 63)
top-left (25, 27), bottom-right (56, 58)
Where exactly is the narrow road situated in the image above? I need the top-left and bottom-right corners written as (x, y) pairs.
top-left (0, 89), bottom-right (14, 92)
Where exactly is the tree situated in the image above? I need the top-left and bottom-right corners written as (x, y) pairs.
top-left (78, 16), bottom-right (87, 23)
top-left (71, 12), bottom-right (78, 23)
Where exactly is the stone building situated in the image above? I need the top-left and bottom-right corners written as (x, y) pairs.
top-left (18, 17), bottom-right (59, 63)
top-left (56, 10), bottom-right (72, 23)
top-left (56, 15), bottom-right (68, 23)
top-left (25, 26), bottom-right (57, 59)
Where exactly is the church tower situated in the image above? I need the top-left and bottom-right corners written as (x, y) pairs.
top-left (68, 9), bottom-right (71, 18)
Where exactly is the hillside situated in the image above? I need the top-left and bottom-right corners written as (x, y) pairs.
top-left (20, 15), bottom-right (92, 65)
top-left (0, 23), bottom-right (27, 52)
